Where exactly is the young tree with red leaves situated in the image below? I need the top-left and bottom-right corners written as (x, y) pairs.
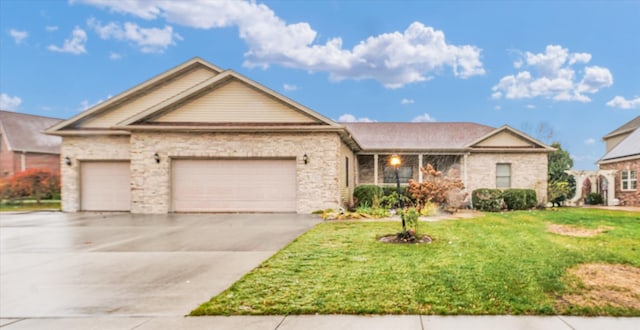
top-left (3, 169), bottom-right (60, 204)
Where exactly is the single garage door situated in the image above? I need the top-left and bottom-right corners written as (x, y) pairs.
top-left (81, 161), bottom-right (131, 211)
top-left (172, 159), bottom-right (297, 212)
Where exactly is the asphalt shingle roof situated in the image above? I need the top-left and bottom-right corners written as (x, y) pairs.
top-left (343, 122), bottom-right (495, 150)
top-left (0, 110), bottom-right (62, 154)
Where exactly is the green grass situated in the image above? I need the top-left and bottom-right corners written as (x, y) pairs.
top-left (192, 208), bottom-right (640, 316)
top-left (0, 200), bottom-right (60, 212)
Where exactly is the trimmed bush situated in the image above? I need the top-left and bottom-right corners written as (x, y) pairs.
top-left (472, 189), bottom-right (503, 212)
top-left (502, 189), bottom-right (537, 210)
top-left (585, 192), bottom-right (603, 205)
top-left (353, 185), bottom-right (384, 207)
top-left (382, 185), bottom-right (407, 197)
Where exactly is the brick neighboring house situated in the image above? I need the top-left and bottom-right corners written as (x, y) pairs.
top-left (0, 110), bottom-right (62, 178)
top-left (46, 57), bottom-right (553, 214)
top-left (597, 116), bottom-right (640, 206)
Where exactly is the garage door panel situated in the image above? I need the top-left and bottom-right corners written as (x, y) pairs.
top-left (81, 162), bottom-right (131, 211)
top-left (172, 159), bottom-right (296, 212)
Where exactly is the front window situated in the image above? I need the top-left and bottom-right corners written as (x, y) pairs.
top-left (621, 170), bottom-right (637, 191)
top-left (496, 163), bottom-right (511, 188)
top-left (383, 166), bottom-right (412, 184)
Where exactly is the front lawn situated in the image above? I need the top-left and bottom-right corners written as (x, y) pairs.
top-left (192, 209), bottom-right (639, 316)
top-left (0, 200), bottom-right (60, 212)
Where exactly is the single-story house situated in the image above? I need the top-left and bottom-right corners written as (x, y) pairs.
top-left (46, 57), bottom-right (553, 213)
top-left (597, 116), bottom-right (639, 206)
top-left (0, 110), bottom-right (62, 178)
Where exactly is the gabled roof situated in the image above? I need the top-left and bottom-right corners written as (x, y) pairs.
top-left (343, 122), bottom-right (494, 151)
top-left (46, 57), bottom-right (223, 134)
top-left (343, 122), bottom-right (554, 152)
top-left (603, 115), bottom-right (640, 139)
top-left (46, 57), bottom-right (342, 135)
top-left (466, 125), bottom-right (555, 151)
top-left (599, 127), bottom-right (640, 163)
top-left (0, 110), bottom-right (61, 154)
top-left (117, 69), bottom-right (340, 128)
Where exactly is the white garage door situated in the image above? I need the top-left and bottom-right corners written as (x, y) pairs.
top-left (172, 159), bottom-right (297, 212)
top-left (81, 161), bottom-right (131, 211)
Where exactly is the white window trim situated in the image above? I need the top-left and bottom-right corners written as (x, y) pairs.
top-left (621, 170), bottom-right (637, 191)
top-left (496, 163), bottom-right (511, 189)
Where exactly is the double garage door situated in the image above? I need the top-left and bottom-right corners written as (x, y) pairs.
top-left (80, 159), bottom-right (297, 212)
top-left (172, 159), bottom-right (297, 212)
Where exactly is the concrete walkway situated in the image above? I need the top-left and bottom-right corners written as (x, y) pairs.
top-left (1, 315), bottom-right (639, 329)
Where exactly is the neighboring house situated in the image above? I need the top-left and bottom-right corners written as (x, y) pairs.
top-left (0, 110), bottom-right (62, 178)
top-left (597, 116), bottom-right (640, 206)
top-left (46, 57), bottom-right (553, 214)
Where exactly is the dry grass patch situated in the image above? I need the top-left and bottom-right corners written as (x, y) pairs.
top-left (547, 224), bottom-right (614, 237)
top-left (562, 263), bottom-right (640, 310)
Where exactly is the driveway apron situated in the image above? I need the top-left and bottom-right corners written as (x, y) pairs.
top-left (0, 212), bottom-right (320, 317)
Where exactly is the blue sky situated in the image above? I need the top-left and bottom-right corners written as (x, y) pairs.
top-left (1, 0), bottom-right (638, 170)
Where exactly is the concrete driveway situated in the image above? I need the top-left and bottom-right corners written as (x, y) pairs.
top-left (0, 212), bottom-right (320, 318)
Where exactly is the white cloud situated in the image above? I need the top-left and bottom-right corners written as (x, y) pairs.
top-left (74, 0), bottom-right (485, 88)
top-left (494, 105), bottom-right (501, 110)
top-left (109, 52), bottom-right (123, 60)
top-left (283, 83), bottom-right (297, 91)
top-left (411, 113), bottom-right (436, 122)
top-left (584, 138), bottom-right (596, 145)
top-left (492, 45), bottom-right (613, 102)
top-left (606, 96), bottom-right (640, 109)
top-left (338, 113), bottom-right (376, 122)
top-left (0, 93), bottom-right (22, 111)
top-left (400, 98), bottom-right (414, 105)
top-left (87, 18), bottom-right (181, 53)
top-left (78, 95), bottom-right (112, 111)
top-left (45, 25), bottom-right (59, 32)
top-left (48, 26), bottom-right (87, 54)
top-left (526, 104), bottom-right (535, 109)
top-left (9, 29), bottom-right (28, 44)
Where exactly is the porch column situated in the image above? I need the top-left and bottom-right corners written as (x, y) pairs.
top-left (418, 154), bottom-right (423, 183)
top-left (373, 154), bottom-right (378, 186)
top-left (354, 155), bottom-right (359, 186)
top-left (600, 170), bottom-right (618, 206)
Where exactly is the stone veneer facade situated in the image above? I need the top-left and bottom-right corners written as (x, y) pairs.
top-left (466, 152), bottom-right (549, 204)
top-left (61, 132), bottom-right (350, 214)
top-left (599, 158), bottom-right (640, 206)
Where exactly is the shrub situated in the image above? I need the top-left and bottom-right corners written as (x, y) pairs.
top-left (472, 189), bottom-right (503, 212)
top-left (406, 164), bottom-right (465, 211)
top-left (2, 168), bottom-right (60, 204)
top-left (353, 185), bottom-right (383, 208)
top-left (502, 189), bottom-right (537, 210)
top-left (585, 192), bottom-right (603, 205)
top-left (382, 185), bottom-right (407, 197)
top-left (380, 191), bottom-right (413, 209)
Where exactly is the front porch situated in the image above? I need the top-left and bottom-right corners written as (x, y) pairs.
top-left (355, 153), bottom-right (468, 186)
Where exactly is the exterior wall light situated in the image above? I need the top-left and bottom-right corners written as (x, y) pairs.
top-left (303, 153), bottom-right (309, 164)
top-left (64, 156), bottom-right (72, 166)
top-left (154, 152), bottom-right (160, 164)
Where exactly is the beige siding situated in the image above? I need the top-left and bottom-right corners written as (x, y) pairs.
top-left (475, 131), bottom-right (535, 147)
top-left (466, 152), bottom-right (548, 204)
top-left (79, 66), bottom-right (217, 128)
top-left (153, 80), bottom-right (318, 123)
